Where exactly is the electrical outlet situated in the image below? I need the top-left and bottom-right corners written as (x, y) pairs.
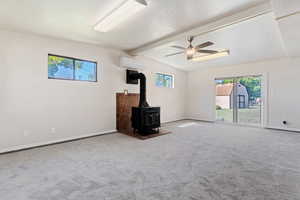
top-left (23, 130), bottom-right (30, 137)
top-left (51, 128), bottom-right (56, 134)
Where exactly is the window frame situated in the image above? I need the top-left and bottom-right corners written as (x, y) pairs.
top-left (155, 73), bottom-right (174, 88)
top-left (48, 54), bottom-right (98, 82)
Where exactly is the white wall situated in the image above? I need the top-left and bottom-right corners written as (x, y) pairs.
top-left (0, 30), bottom-right (187, 152)
top-left (187, 57), bottom-right (300, 131)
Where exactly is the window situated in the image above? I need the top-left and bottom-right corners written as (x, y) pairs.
top-left (48, 54), bottom-right (97, 82)
top-left (238, 95), bottom-right (246, 108)
top-left (155, 73), bottom-right (174, 88)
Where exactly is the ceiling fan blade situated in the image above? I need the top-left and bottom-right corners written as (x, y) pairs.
top-left (165, 51), bottom-right (185, 57)
top-left (197, 49), bottom-right (218, 54)
top-left (196, 41), bottom-right (214, 49)
top-left (170, 45), bottom-right (186, 50)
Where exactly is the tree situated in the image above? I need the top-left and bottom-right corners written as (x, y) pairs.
top-left (238, 77), bottom-right (261, 99)
top-left (48, 56), bottom-right (73, 76)
top-left (222, 79), bottom-right (234, 84)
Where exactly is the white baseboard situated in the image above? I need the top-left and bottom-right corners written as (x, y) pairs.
top-left (0, 129), bottom-right (117, 154)
top-left (185, 118), bottom-right (215, 123)
top-left (162, 118), bottom-right (187, 124)
top-left (265, 126), bottom-right (300, 133)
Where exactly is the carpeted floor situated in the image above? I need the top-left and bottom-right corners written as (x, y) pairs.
top-left (0, 121), bottom-right (300, 200)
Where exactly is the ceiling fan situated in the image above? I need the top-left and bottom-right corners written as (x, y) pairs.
top-left (165, 36), bottom-right (218, 60)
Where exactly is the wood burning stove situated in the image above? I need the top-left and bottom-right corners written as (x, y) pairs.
top-left (132, 107), bottom-right (160, 135)
top-left (127, 70), bottom-right (161, 135)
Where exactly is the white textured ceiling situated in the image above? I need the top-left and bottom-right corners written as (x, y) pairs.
top-left (271, 0), bottom-right (300, 57)
top-left (141, 12), bottom-right (286, 71)
top-left (0, 0), bottom-right (266, 50)
top-left (271, 0), bottom-right (300, 18)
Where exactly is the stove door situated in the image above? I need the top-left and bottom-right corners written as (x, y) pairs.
top-left (143, 109), bottom-right (160, 127)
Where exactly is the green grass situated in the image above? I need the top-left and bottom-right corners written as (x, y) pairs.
top-left (216, 106), bottom-right (261, 125)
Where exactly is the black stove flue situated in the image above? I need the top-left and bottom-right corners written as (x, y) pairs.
top-left (127, 70), bottom-right (161, 135)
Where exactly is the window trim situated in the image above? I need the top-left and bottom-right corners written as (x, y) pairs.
top-left (155, 72), bottom-right (174, 88)
top-left (48, 54), bottom-right (98, 82)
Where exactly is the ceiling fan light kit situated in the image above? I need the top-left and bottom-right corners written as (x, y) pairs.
top-left (191, 50), bottom-right (230, 62)
top-left (168, 38), bottom-right (215, 55)
top-left (165, 36), bottom-right (227, 61)
top-left (94, 0), bottom-right (148, 32)
top-left (186, 48), bottom-right (196, 56)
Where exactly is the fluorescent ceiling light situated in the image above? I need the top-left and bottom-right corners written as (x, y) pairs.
top-left (192, 50), bottom-right (230, 62)
top-left (94, 0), bottom-right (148, 32)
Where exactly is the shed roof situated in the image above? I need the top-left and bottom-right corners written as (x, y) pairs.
top-left (216, 83), bottom-right (233, 96)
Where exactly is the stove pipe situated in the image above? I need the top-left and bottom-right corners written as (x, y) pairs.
top-left (129, 72), bottom-right (149, 107)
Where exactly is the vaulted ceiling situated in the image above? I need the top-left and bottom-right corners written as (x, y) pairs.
top-left (0, 0), bottom-right (265, 50)
top-left (139, 12), bottom-right (286, 71)
top-left (0, 0), bottom-right (298, 71)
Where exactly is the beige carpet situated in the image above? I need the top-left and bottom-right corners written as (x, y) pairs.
top-left (0, 121), bottom-right (300, 200)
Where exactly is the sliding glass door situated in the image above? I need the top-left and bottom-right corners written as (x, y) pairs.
top-left (215, 75), bottom-right (262, 126)
top-left (236, 76), bottom-right (262, 125)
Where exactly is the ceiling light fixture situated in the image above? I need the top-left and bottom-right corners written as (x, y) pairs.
top-left (186, 48), bottom-right (196, 57)
top-left (94, 0), bottom-right (148, 32)
top-left (192, 50), bottom-right (230, 62)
